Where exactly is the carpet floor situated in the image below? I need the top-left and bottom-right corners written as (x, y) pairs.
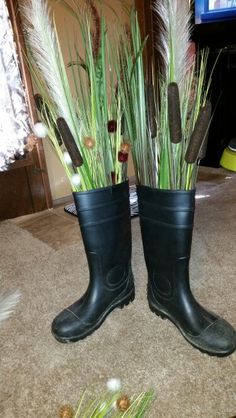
top-left (0, 173), bottom-right (236, 418)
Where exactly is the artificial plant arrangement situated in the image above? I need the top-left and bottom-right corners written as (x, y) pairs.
top-left (117, 0), bottom-right (236, 356)
top-left (21, 0), bottom-right (135, 343)
top-left (59, 379), bottom-right (154, 418)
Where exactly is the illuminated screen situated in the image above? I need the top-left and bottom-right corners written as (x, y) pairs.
top-left (209, 1), bottom-right (236, 10)
top-left (195, 0), bottom-right (236, 23)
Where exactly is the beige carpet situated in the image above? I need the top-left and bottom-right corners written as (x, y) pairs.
top-left (1, 174), bottom-right (236, 418)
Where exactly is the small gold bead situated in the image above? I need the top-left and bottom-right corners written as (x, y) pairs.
top-left (117, 395), bottom-right (131, 411)
top-left (59, 404), bottom-right (74, 418)
top-left (120, 142), bottom-right (131, 154)
top-left (83, 136), bottom-right (95, 149)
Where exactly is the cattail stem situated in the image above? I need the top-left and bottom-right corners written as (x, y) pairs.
top-left (56, 117), bottom-right (83, 167)
top-left (168, 82), bottom-right (182, 144)
top-left (185, 101), bottom-right (212, 164)
top-left (145, 83), bottom-right (157, 138)
top-left (34, 94), bottom-right (62, 146)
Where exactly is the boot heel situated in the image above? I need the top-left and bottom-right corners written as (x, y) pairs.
top-left (118, 288), bottom-right (135, 309)
top-left (149, 303), bottom-right (167, 320)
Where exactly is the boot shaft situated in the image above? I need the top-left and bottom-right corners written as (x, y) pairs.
top-left (73, 181), bottom-right (132, 287)
top-left (137, 186), bottom-right (195, 262)
top-left (137, 186), bottom-right (195, 296)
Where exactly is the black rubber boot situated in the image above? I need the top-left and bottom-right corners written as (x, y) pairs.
top-left (52, 180), bottom-right (135, 343)
top-left (137, 185), bottom-right (236, 356)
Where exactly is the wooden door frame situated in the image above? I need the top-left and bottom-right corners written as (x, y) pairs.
top-left (5, 0), bottom-right (52, 211)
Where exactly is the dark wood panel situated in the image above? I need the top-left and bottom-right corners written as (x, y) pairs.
top-left (0, 168), bottom-right (34, 220)
top-left (0, 147), bottom-right (51, 219)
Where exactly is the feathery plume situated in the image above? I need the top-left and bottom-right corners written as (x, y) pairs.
top-left (168, 82), bottom-right (182, 143)
top-left (21, 0), bottom-right (78, 138)
top-left (145, 83), bottom-right (157, 138)
top-left (0, 290), bottom-right (21, 324)
top-left (185, 101), bottom-right (212, 163)
top-left (153, 0), bottom-right (192, 86)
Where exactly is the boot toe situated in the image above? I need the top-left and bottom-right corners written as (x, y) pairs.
top-left (51, 309), bottom-right (81, 342)
top-left (192, 318), bottom-right (236, 356)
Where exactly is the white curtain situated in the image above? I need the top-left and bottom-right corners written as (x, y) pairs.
top-left (0, 0), bottom-right (30, 171)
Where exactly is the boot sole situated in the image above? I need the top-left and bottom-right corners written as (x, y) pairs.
top-left (149, 301), bottom-right (235, 357)
top-left (52, 287), bottom-right (135, 343)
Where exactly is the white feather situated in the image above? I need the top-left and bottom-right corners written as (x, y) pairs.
top-left (0, 290), bottom-right (21, 324)
top-left (20, 0), bottom-right (78, 138)
top-left (153, 0), bottom-right (192, 86)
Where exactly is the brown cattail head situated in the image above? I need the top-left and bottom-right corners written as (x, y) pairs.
top-left (185, 101), bottom-right (212, 164)
top-left (34, 94), bottom-right (62, 146)
top-left (198, 131), bottom-right (209, 160)
top-left (145, 83), bottom-right (157, 138)
top-left (87, 0), bottom-right (101, 60)
top-left (57, 118), bottom-right (83, 167)
top-left (34, 93), bottom-right (44, 113)
top-left (168, 82), bottom-right (182, 144)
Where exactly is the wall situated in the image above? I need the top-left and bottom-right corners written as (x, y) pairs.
top-left (43, 0), bottom-right (134, 201)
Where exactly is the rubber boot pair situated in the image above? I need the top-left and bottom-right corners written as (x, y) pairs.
top-left (52, 181), bottom-right (236, 356)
